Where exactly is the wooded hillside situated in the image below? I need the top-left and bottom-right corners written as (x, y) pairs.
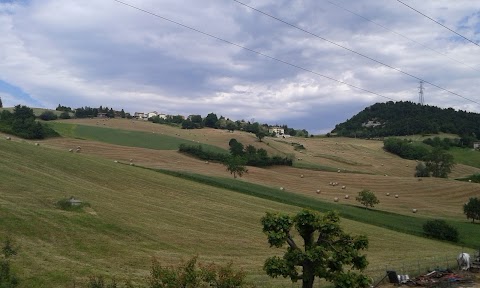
top-left (332, 101), bottom-right (480, 139)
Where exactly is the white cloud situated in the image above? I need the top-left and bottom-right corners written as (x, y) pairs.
top-left (0, 0), bottom-right (479, 132)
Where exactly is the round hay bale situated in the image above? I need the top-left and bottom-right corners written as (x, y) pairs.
top-left (395, 194), bottom-right (399, 198)
top-left (316, 189), bottom-right (321, 194)
top-left (68, 149), bottom-right (73, 152)
top-left (468, 180), bottom-right (472, 183)
top-left (412, 209), bottom-right (417, 213)
top-left (300, 174), bottom-right (304, 178)
top-left (381, 164), bottom-right (384, 166)
top-left (341, 185), bottom-right (346, 189)
top-left (344, 195), bottom-right (349, 199)
top-left (130, 163), bottom-right (134, 166)
top-left (35, 142), bottom-right (39, 146)
top-left (77, 146), bottom-right (81, 149)
top-left (114, 160), bottom-right (118, 163)
top-left (329, 182), bottom-right (333, 186)
top-left (334, 197), bottom-right (339, 202)
top-left (205, 161), bottom-right (209, 164)
top-left (386, 193), bottom-right (390, 196)
top-left (129, 159), bottom-right (133, 162)
top-left (337, 169), bottom-right (341, 173)
top-left (280, 187), bottom-right (284, 191)
top-left (75, 149), bottom-right (81, 153)
top-left (6, 137), bottom-right (11, 140)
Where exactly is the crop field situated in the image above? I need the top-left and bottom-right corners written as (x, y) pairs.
top-left (33, 132), bottom-right (480, 221)
top-left (48, 121), bottom-right (226, 153)
top-left (0, 138), bottom-right (471, 288)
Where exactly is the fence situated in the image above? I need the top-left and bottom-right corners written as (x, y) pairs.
top-left (249, 249), bottom-right (477, 287)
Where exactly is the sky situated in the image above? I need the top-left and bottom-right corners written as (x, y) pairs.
top-left (0, 0), bottom-right (479, 134)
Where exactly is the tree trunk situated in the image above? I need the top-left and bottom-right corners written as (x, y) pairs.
top-left (302, 262), bottom-right (315, 288)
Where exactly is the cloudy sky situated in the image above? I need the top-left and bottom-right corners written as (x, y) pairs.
top-left (1, 0), bottom-right (479, 133)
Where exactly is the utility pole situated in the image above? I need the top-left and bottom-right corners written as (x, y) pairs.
top-left (418, 81), bottom-right (425, 105)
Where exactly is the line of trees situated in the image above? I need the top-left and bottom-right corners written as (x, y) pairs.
top-left (151, 112), bottom-right (310, 138)
top-left (0, 105), bottom-right (59, 139)
top-left (179, 138), bottom-right (293, 169)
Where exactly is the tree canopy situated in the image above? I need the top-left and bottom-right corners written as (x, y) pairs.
top-left (355, 190), bottom-right (379, 209)
top-left (333, 101), bottom-right (480, 139)
top-left (464, 197), bottom-right (480, 223)
top-left (262, 210), bottom-right (370, 288)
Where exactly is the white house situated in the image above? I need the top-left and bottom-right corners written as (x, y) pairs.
top-left (269, 127), bottom-right (284, 136)
top-left (147, 111), bottom-right (158, 119)
top-left (158, 113), bottom-right (167, 119)
top-left (474, 142), bottom-right (480, 150)
top-left (134, 112), bottom-right (145, 120)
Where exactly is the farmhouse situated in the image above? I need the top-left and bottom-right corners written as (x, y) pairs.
top-left (147, 111), bottom-right (158, 119)
top-left (134, 112), bottom-right (145, 120)
top-left (474, 142), bottom-right (480, 150)
top-left (269, 126), bottom-right (284, 136)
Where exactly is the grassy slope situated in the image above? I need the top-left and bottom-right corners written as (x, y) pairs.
top-left (48, 122), bottom-right (226, 153)
top-left (0, 139), bottom-right (468, 287)
top-left (450, 147), bottom-right (480, 169)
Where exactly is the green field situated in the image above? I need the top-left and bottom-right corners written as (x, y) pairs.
top-left (450, 147), bottom-right (480, 169)
top-left (48, 122), bottom-right (227, 153)
top-left (0, 137), bottom-right (469, 287)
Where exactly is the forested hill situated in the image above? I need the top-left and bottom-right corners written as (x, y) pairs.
top-left (332, 101), bottom-right (480, 138)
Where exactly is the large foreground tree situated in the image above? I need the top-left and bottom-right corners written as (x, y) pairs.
top-left (261, 210), bottom-right (370, 288)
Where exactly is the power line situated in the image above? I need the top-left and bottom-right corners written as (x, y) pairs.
top-left (231, 0), bottom-right (479, 105)
top-left (112, 0), bottom-right (395, 101)
top-left (326, 0), bottom-right (480, 73)
top-left (396, 0), bottom-right (480, 49)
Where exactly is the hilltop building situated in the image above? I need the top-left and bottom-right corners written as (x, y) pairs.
top-left (269, 127), bottom-right (285, 136)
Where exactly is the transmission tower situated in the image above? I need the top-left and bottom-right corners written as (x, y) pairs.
top-left (418, 80), bottom-right (425, 105)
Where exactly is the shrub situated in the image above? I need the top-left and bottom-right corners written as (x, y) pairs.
top-left (423, 219), bottom-right (459, 242)
top-left (58, 111), bottom-right (71, 119)
top-left (39, 111), bottom-right (58, 121)
top-left (414, 162), bottom-right (429, 177)
top-left (56, 198), bottom-right (90, 211)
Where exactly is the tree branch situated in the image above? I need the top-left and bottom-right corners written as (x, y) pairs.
top-left (286, 233), bottom-right (299, 250)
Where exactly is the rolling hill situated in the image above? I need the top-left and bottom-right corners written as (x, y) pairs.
top-left (2, 117), bottom-right (480, 287)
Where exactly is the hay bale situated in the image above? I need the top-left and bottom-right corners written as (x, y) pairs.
top-left (114, 160), bottom-right (118, 163)
top-left (129, 159), bottom-right (133, 162)
top-left (412, 209), bottom-right (417, 213)
top-left (337, 169), bottom-right (341, 173)
top-left (280, 187), bottom-right (284, 191)
top-left (395, 194), bottom-right (399, 198)
top-left (300, 174), bottom-right (304, 178)
top-left (5, 137), bottom-right (11, 140)
top-left (469, 180), bottom-right (472, 183)
top-left (316, 189), bottom-right (321, 194)
top-left (68, 149), bottom-right (73, 152)
top-left (386, 193), bottom-right (390, 196)
top-left (130, 163), bottom-right (134, 166)
top-left (77, 146), bottom-right (81, 149)
top-left (75, 148), bottom-right (81, 153)
top-left (344, 195), bottom-right (349, 199)
top-left (35, 142), bottom-right (39, 146)
top-left (334, 197), bottom-right (339, 202)
top-left (329, 182), bottom-right (333, 186)
top-left (341, 185), bottom-right (346, 189)
top-left (205, 161), bottom-right (209, 164)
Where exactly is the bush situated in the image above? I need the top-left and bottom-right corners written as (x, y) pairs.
top-left (39, 111), bottom-right (58, 121)
top-left (423, 219), bottom-right (459, 242)
top-left (58, 111), bottom-right (71, 119)
top-left (56, 197), bottom-right (90, 211)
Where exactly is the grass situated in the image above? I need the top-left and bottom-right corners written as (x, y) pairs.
top-left (48, 122), bottom-right (226, 153)
top-left (142, 167), bottom-right (480, 249)
top-left (449, 147), bottom-right (480, 169)
top-left (292, 161), bottom-right (371, 174)
top-left (0, 138), bottom-right (469, 287)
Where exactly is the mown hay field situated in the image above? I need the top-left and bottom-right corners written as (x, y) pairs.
top-left (38, 133), bottom-right (480, 220)
top-left (0, 138), bottom-right (470, 287)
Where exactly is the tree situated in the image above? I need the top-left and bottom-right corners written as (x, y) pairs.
top-left (120, 109), bottom-right (126, 118)
top-left (464, 197), bottom-right (480, 223)
top-left (356, 190), bottom-right (379, 209)
top-left (59, 111), bottom-right (71, 119)
top-left (224, 156), bottom-right (248, 179)
top-left (414, 162), bottom-right (429, 177)
top-left (0, 97), bottom-right (3, 108)
top-left (424, 148), bottom-right (455, 178)
top-left (228, 138), bottom-right (244, 157)
top-left (262, 210), bottom-right (370, 288)
top-left (226, 121), bottom-right (236, 133)
top-left (255, 131), bottom-right (267, 142)
top-left (204, 112), bottom-right (218, 128)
